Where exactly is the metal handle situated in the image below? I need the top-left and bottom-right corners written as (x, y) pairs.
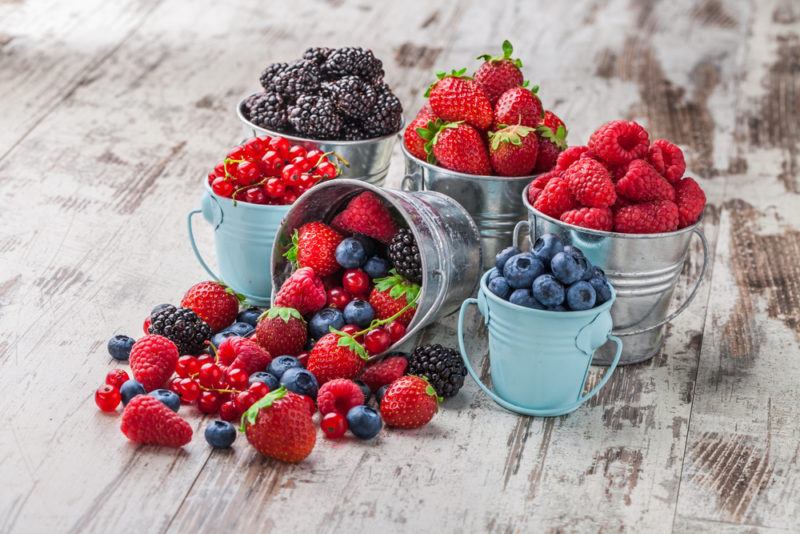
top-left (187, 209), bottom-right (221, 282)
top-left (401, 156), bottom-right (425, 191)
top-left (512, 220), bottom-right (530, 249)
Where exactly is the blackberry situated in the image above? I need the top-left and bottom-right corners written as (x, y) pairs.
top-left (272, 60), bottom-right (321, 101)
top-left (302, 47), bottom-right (334, 66)
top-left (245, 91), bottom-right (289, 130)
top-left (362, 83), bottom-right (402, 138)
top-left (148, 305), bottom-right (211, 355)
top-left (321, 47), bottom-right (384, 83)
top-left (323, 76), bottom-right (377, 120)
top-left (407, 344), bottom-right (467, 398)
top-left (288, 95), bottom-right (343, 139)
top-left (259, 62), bottom-right (288, 91)
top-left (341, 119), bottom-right (367, 141)
top-left (388, 228), bottom-right (422, 283)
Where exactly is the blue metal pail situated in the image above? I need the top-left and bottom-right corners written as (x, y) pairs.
top-left (458, 271), bottom-right (623, 417)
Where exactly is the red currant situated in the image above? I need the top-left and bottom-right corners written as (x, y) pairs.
top-left (226, 146), bottom-right (245, 162)
top-left (288, 144), bottom-right (307, 159)
top-left (197, 391), bottom-right (222, 414)
top-left (242, 137), bottom-right (266, 159)
top-left (214, 163), bottom-right (225, 177)
top-left (245, 186), bottom-right (267, 205)
top-left (306, 149), bottom-right (324, 163)
top-left (327, 286), bottom-right (352, 309)
top-left (268, 136), bottom-right (291, 159)
top-left (95, 384), bottom-right (121, 412)
top-left (248, 381), bottom-right (269, 399)
top-left (105, 369), bottom-right (130, 389)
top-left (176, 355), bottom-right (200, 378)
top-left (227, 367), bottom-right (249, 390)
top-left (235, 390), bottom-right (256, 411)
top-left (198, 363), bottom-right (223, 388)
top-left (282, 164), bottom-right (301, 184)
top-left (364, 328), bottom-right (392, 354)
top-left (343, 269), bottom-right (370, 296)
top-left (316, 161), bottom-right (338, 179)
top-left (197, 353), bottom-right (214, 366)
top-left (260, 150), bottom-right (284, 175)
top-left (265, 177), bottom-right (285, 198)
top-left (298, 173), bottom-right (316, 191)
top-left (207, 172), bottom-right (216, 185)
top-left (321, 412), bottom-right (348, 439)
top-left (143, 316), bottom-right (151, 334)
top-left (283, 191), bottom-right (299, 204)
top-left (179, 378), bottom-right (201, 403)
top-left (168, 376), bottom-right (183, 394)
top-left (386, 321), bottom-right (407, 343)
top-left (236, 160), bottom-right (260, 186)
top-left (291, 156), bottom-right (312, 172)
top-left (341, 324), bottom-right (360, 337)
top-left (212, 177), bottom-right (234, 198)
top-left (219, 400), bottom-right (241, 421)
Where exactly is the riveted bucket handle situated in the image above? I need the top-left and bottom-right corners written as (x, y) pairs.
top-left (512, 220), bottom-right (530, 250)
top-left (187, 209), bottom-right (222, 282)
top-left (457, 298), bottom-right (623, 417)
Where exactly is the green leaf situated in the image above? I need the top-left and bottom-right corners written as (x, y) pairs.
top-left (239, 386), bottom-right (288, 431)
top-left (263, 306), bottom-right (304, 324)
top-left (282, 230), bottom-right (299, 266)
top-left (531, 84), bottom-right (540, 94)
top-left (501, 39), bottom-right (513, 58)
top-left (331, 328), bottom-right (369, 361)
top-left (224, 285), bottom-right (247, 303)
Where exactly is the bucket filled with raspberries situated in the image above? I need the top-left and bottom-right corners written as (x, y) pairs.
top-left (518, 120), bottom-right (709, 365)
top-left (401, 40), bottom-right (568, 268)
top-left (239, 47), bottom-right (403, 186)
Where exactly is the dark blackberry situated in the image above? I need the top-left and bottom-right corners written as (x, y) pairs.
top-left (407, 344), bottom-right (467, 398)
top-left (259, 62), bottom-right (288, 91)
top-left (245, 91), bottom-right (289, 130)
top-left (272, 60), bottom-right (321, 101)
top-left (302, 47), bottom-right (334, 66)
top-left (148, 305), bottom-right (211, 355)
top-left (388, 228), bottom-right (422, 283)
top-left (341, 119), bottom-right (367, 141)
top-left (362, 83), bottom-right (402, 138)
top-left (323, 75), bottom-right (377, 120)
top-left (321, 47), bottom-right (384, 83)
top-left (288, 95), bottom-right (343, 139)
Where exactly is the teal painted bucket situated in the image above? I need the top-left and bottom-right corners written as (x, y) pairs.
top-left (187, 182), bottom-right (290, 305)
top-left (458, 271), bottom-right (623, 417)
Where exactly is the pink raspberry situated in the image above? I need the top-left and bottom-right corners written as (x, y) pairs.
top-left (120, 395), bottom-right (192, 447)
top-left (616, 159), bottom-right (676, 202)
top-left (555, 145), bottom-right (590, 171)
top-left (648, 139), bottom-right (686, 183)
top-left (675, 177), bottom-right (706, 227)
top-left (563, 158), bottom-right (617, 208)
top-left (273, 267), bottom-right (327, 316)
top-left (560, 207), bottom-right (613, 231)
top-left (359, 356), bottom-right (407, 391)
top-left (316, 379), bottom-right (365, 416)
top-left (614, 200), bottom-right (679, 234)
top-left (533, 173), bottom-right (576, 218)
top-left (588, 120), bottom-right (649, 166)
top-left (129, 335), bottom-right (179, 391)
top-left (526, 171), bottom-right (559, 204)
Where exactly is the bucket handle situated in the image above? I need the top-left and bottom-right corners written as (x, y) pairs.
top-left (413, 269), bottom-right (447, 328)
top-left (457, 298), bottom-right (623, 417)
top-left (187, 209), bottom-right (222, 282)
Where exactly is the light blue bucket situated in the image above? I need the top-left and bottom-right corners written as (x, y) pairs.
top-left (187, 182), bottom-right (290, 305)
top-left (458, 271), bottom-right (623, 417)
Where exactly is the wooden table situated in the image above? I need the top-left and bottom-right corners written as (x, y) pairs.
top-left (1, 0), bottom-right (798, 531)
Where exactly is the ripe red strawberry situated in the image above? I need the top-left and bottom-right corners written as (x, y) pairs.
top-left (533, 122), bottom-right (567, 173)
top-left (647, 139), bottom-right (686, 183)
top-left (331, 191), bottom-right (398, 244)
top-left (223, 336), bottom-right (272, 376)
top-left (120, 395), bottom-right (192, 447)
top-left (474, 40), bottom-right (524, 104)
top-left (255, 306), bottom-right (307, 357)
top-left (427, 69), bottom-right (493, 130)
top-left (316, 378), bottom-right (365, 415)
top-left (180, 281), bottom-right (242, 333)
top-left (588, 120), bottom-right (649, 166)
top-left (380, 375), bottom-right (439, 429)
top-left (616, 159), bottom-right (675, 202)
top-left (533, 172), bottom-right (576, 218)
top-left (426, 122), bottom-right (491, 175)
top-left (368, 271), bottom-right (419, 326)
top-left (359, 355), bottom-right (408, 391)
top-left (307, 332), bottom-right (369, 384)
top-left (273, 267), bottom-right (327, 316)
top-left (564, 158), bottom-right (617, 208)
top-left (493, 86), bottom-right (543, 128)
top-left (675, 177), bottom-right (706, 227)
top-left (560, 207), bottom-right (613, 231)
top-left (403, 104), bottom-right (438, 161)
top-left (556, 145), bottom-right (591, 171)
top-left (488, 125), bottom-right (538, 176)
top-left (614, 200), bottom-right (679, 234)
top-left (242, 387), bottom-right (316, 463)
top-left (526, 171), bottom-right (558, 204)
top-left (284, 222), bottom-right (343, 277)
top-left (542, 110), bottom-right (565, 132)
top-left (129, 335), bottom-right (179, 391)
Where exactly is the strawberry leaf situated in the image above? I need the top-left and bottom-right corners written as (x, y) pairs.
top-left (262, 306), bottom-right (304, 324)
top-left (224, 286), bottom-right (247, 303)
top-left (488, 125), bottom-right (534, 151)
top-left (239, 386), bottom-right (287, 431)
top-left (282, 230), bottom-right (300, 267)
top-left (331, 328), bottom-right (369, 361)
top-left (374, 270), bottom-right (421, 304)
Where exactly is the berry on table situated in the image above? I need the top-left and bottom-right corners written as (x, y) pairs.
top-left (107, 335), bottom-right (135, 361)
top-left (148, 305), bottom-right (211, 355)
top-left (379, 375), bottom-right (439, 429)
top-left (280, 367), bottom-right (320, 399)
top-left (120, 395), bottom-right (192, 448)
top-left (148, 389), bottom-right (181, 412)
top-left (242, 388), bottom-right (316, 463)
top-left (326, 287), bottom-right (352, 309)
top-left (346, 405), bottom-right (383, 439)
top-left (226, 337), bottom-right (273, 376)
top-left (343, 299), bottom-right (375, 328)
top-left (255, 306), bottom-right (308, 357)
top-left (129, 335), bottom-right (180, 391)
top-left (249, 371), bottom-right (279, 390)
top-left (198, 362), bottom-right (223, 388)
top-left (353, 379), bottom-right (372, 403)
top-left (105, 369), bottom-right (130, 389)
top-left (321, 412), bottom-right (348, 439)
top-left (375, 385), bottom-right (389, 405)
top-left (359, 355), bottom-right (407, 392)
top-left (219, 401), bottom-right (241, 422)
top-left (205, 420), bottom-right (237, 449)
top-left (227, 322), bottom-right (256, 337)
top-left (307, 332), bottom-right (369, 384)
top-left (95, 384), bottom-right (121, 412)
top-left (309, 307), bottom-right (346, 340)
top-left (176, 355), bottom-right (200, 378)
top-left (248, 381), bottom-right (270, 400)
top-left (180, 281), bottom-right (242, 333)
top-left (226, 368), bottom-right (250, 391)
top-left (210, 330), bottom-right (240, 352)
top-left (268, 356), bottom-right (302, 380)
top-left (197, 391), bottom-right (222, 414)
top-left (364, 328), bottom-right (392, 355)
top-left (317, 378), bottom-right (365, 415)
top-left (178, 378), bottom-right (201, 403)
top-left (119, 379), bottom-right (146, 406)
top-left (407, 344), bottom-right (467, 398)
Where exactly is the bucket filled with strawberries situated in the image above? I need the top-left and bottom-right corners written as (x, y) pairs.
top-left (517, 120), bottom-right (710, 365)
top-left (401, 40), bottom-right (568, 268)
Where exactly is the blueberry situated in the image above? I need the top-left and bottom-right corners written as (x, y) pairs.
top-left (353, 235), bottom-right (377, 257)
top-left (487, 267), bottom-right (502, 281)
top-left (309, 307), bottom-right (345, 339)
top-left (227, 322), bottom-right (255, 337)
top-left (204, 420), bottom-right (237, 449)
top-left (354, 379), bottom-right (371, 403)
top-left (335, 237), bottom-right (368, 268)
top-left (346, 405), bottom-right (383, 439)
top-left (563, 245), bottom-right (585, 260)
top-left (531, 233), bottom-right (564, 262)
top-left (237, 307), bottom-right (266, 327)
top-left (151, 303), bottom-right (172, 316)
top-left (532, 274), bottom-right (565, 307)
top-left (268, 356), bottom-right (302, 379)
top-left (148, 389), bottom-right (180, 412)
top-left (589, 276), bottom-right (613, 305)
top-left (343, 299), bottom-right (375, 328)
top-left (363, 256), bottom-right (389, 279)
top-left (550, 251), bottom-right (588, 285)
top-left (107, 335), bottom-right (135, 361)
top-left (375, 385), bottom-right (388, 405)
top-left (503, 253), bottom-right (546, 289)
top-left (211, 329), bottom-right (240, 349)
top-left (249, 371), bottom-right (279, 390)
top-left (488, 276), bottom-right (511, 299)
top-left (495, 246), bottom-right (521, 271)
top-left (566, 281), bottom-right (597, 311)
top-left (509, 289), bottom-right (544, 309)
top-left (280, 367), bottom-right (319, 399)
top-left (119, 379), bottom-right (146, 406)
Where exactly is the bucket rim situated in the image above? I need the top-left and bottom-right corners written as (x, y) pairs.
top-left (521, 184), bottom-right (704, 239)
top-left (479, 269), bottom-right (617, 317)
top-left (203, 181), bottom-right (294, 212)
top-left (237, 93), bottom-right (404, 146)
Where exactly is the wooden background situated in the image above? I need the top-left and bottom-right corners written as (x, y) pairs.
top-left (1, 0), bottom-right (798, 532)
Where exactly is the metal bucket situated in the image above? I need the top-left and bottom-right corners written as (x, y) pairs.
top-left (516, 185), bottom-right (709, 365)
top-left (400, 142), bottom-right (531, 270)
top-left (187, 182), bottom-right (291, 306)
top-left (237, 93), bottom-right (401, 186)
top-left (271, 179), bottom-right (482, 356)
top-left (458, 271), bottom-right (622, 416)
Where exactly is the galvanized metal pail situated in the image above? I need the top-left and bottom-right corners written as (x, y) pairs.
top-left (271, 179), bottom-right (482, 356)
top-left (458, 270), bottom-right (622, 417)
top-left (516, 185), bottom-right (709, 365)
top-left (400, 142), bottom-right (531, 270)
top-left (187, 182), bottom-right (290, 306)
top-left (237, 94), bottom-right (401, 186)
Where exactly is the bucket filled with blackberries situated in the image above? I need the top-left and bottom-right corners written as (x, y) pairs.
top-left (401, 41), bottom-right (569, 268)
top-left (458, 236), bottom-right (623, 417)
top-left (269, 179), bottom-right (482, 365)
top-left (239, 47), bottom-right (403, 186)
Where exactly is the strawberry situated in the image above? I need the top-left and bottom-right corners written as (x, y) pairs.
top-left (426, 69), bottom-right (493, 130)
top-left (403, 104), bottom-right (438, 161)
top-left (284, 222), bottom-right (343, 277)
top-left (488, 124), bottom-right (539, 176)
top-left (331, 191), bottom-right (398, 244)
top-left (359, 355), bottom-right (408, 391)
top-left (474, 40), bottom-right (524, 104)
top-left (368, 270), bottom-right (420, 326)
top-left (380, 375), bottom-right (439, 429)
top-left (493, 86), bottom-right (543, 128)
top-left (129, 335), bottom-right (179, 391)
top-left (307, 331), bottom-right (369, 384)
top-left (241, 387), bottom-right (316, 463)
top-left (180, 281), bottom-right (243, 332)
top-left (273, 267), bottom-right (327, 316)
top-left (542, 110), bottom-right (565, 133)
top-left (223, 336), bottom-right (272, 376)
top-left (120, 395), bottom-right (192, 447)
top-left (255, 306), bottom-right (308, 357)
top-left (533, 122), bottom-right (568, 173)
top-left (425, 122), bottom-right (491, 175)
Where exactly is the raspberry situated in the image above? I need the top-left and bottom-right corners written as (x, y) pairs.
top-left (359, 355), bottom-right (407, 391)
top-left (129, 335), bottom-right (179, 391)
top-left (675, 177), bottom-right (706, 227)
top-left (331, 191), bottom-right (398, 244)
top-left (648, 139), bottom-right (686, 183)
top-left (588, 120), bottom-right (649, 166)
top-left (608, 162), bottom-right (630, 182)
top-left (563, 158), bottom-right (617, 208)
top-left (526, 171), bottom-right (557, 204)
top-left (555, 145), bottom-right (590, 171)
top-left (273, 267), bottom-right (327, 316)
top-left (120, 395), bottom-right (192, 447)
top-left (614, 200), bottom-right (679, 234)
top-left (560, 207), bottom-right (613, 231)
top-left (533, 173), bottom-right (576, 218)
top-left (316, 378), bottom-right (365, 416)
top-left (227, 337), bottom-right (273, 376)
top-left (616, 159), bottom-right (676, 202)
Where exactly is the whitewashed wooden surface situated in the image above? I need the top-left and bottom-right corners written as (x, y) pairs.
top-left (1, 0), bottom-right (798, 532)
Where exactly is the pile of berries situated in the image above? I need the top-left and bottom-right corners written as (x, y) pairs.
top-left (206, 135), bottom-right (342, 205)
top-left (243, 47), bottom-right (402, 141)
top-left (489, 234), bottom-right (613, 311)
top-left (528, 120), bottom-right (707, 233)
top-left (404, 40), bottom-right (567, 177)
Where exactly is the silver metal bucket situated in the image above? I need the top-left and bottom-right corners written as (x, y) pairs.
top-left (516, 185), bottom-right (708, 365)
top-left (271, 179), bottom-right (482, 357)
top-left (400, 142), bottom-right (531, 270)
top-left (237, 93), bottom-right (400, 186)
